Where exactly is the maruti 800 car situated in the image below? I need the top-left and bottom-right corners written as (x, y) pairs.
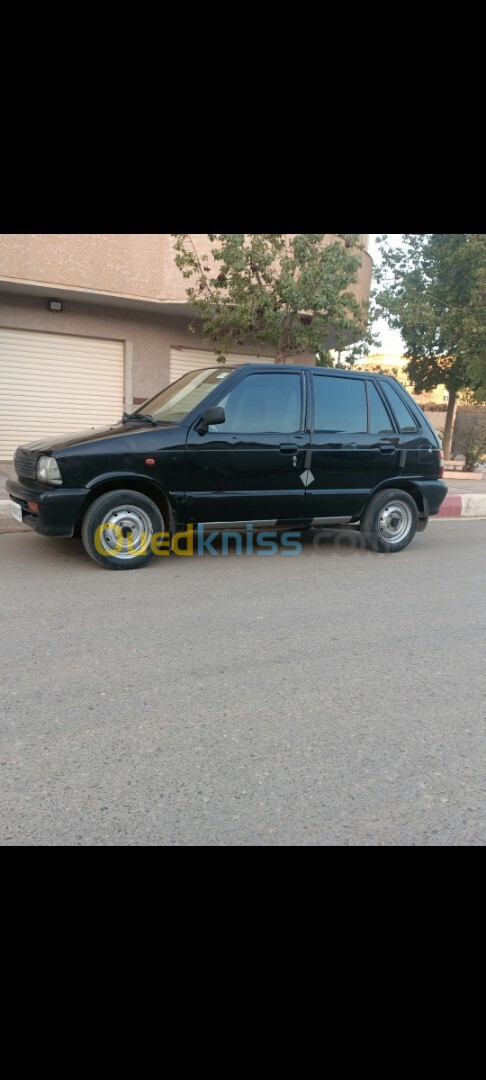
top-left (8, 364), bottom-right (447, 569)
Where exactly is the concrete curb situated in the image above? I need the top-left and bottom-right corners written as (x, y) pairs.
top-left (2, 494), bottom-right (486, 524)
top-left (0, 500), bottom-right (15, 520)
top-left (437, 494), bottom-right (486, 518)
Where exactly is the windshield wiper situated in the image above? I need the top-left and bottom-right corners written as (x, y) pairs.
top-left (122, 411), bottom-right (158, 427)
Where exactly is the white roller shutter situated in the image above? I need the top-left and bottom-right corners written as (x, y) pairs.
top-left (170, 346), bottom-right (273, 383)
top-left (0, 328), bottom-right (124, 459)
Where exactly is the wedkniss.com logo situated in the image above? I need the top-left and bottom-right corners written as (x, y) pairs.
top-left (95, 523), bottom-right (302, 557)
top-left (94, 522), bottom-right (377, 557)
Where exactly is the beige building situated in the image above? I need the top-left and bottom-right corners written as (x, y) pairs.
top-left (0, 234), bottom-right (372, 459)
top-left (355, 353), bottom-right (451, 406)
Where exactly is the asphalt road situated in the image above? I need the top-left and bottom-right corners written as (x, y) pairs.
top-left (1, 521), bottom-right (485, 846)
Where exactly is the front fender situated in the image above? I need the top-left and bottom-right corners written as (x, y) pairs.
top-left (83, 472), bottom-right (184, 524)
top-left (87, 469), bottom-right (174, 496)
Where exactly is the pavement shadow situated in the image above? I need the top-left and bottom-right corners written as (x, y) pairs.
top-left (0, 523), bottom-right (429, 573)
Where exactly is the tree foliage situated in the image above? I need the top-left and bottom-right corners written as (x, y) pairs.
top-left (171, 234), bottom-right (369, 362)
top-left (315, 348), bottom-right (334, 367)
top-left (374, 234), bottom-right (486, 400)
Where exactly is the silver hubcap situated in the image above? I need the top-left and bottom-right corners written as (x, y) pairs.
top-left (99, 504), bottom-right (153, 560)
top-left (378, 501), bottom-right (412, 544)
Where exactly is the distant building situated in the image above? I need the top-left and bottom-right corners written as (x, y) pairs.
top-left (353, 353), bottom-right (450, 406)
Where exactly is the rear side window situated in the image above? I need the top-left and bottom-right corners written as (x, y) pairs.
top-left (381, 382), bottom-right (418, 432)
top-left (313, 375), bottom-right (367, 433)
top-left (367, 382), bottom-right (395, 434)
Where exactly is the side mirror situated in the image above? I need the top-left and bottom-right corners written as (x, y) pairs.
top-left (196, 406), bottom-right (226, 434)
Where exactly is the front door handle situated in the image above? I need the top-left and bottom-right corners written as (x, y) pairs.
top-left (380, 445), bottom-right (397, 454)
top-left (279, 443), bottom-right (299, 453)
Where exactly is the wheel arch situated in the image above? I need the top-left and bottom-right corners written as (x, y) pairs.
top-left (362, 479), bottom-right (426, 517)
top-left (75, 474), bottom-right (178, 533)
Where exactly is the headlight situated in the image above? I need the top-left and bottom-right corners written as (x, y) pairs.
top-left (36, 456), bottom-right (63, 485)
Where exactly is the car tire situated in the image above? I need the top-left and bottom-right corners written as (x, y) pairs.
top-left (81, 489), bottom-right (164, 570)
top-left (360, 489), bottom-right (418, 553)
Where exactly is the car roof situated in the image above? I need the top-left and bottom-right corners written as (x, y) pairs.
top-left (197, 364), bottom-right (399, 382)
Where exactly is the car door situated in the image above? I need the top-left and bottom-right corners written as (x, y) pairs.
top-left (184, 370), bottom-right (309, 524)
top-left (377, 379), bottom-right (439, 479)
top-left (304, 372), bottom-right (402, 521)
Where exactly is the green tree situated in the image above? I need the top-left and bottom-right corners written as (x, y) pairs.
top-left (374, 234), bottom-right (486, 458)
top-left (171, 234), bottom-right (369, 364)
top-left (315, 348), bottom-right (334, 367)
top-left (460, 234), bottom-right (486, 391)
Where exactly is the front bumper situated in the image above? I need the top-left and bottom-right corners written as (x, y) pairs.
top-left (418, 480), bottom-right (448, 516)
top-left (6, 477), bottom-right (88, 537)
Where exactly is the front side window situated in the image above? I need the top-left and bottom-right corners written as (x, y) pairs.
top-left (380, 382), bottom-right (418, 433)
top-left (313, 375), bottom-right (367, 433)
top-left (214, 373), bottom-right (302, 434)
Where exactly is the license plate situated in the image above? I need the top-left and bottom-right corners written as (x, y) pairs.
top-left (11, 502), bottom-right (23, 523)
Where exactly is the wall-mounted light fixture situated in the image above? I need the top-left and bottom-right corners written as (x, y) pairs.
top-left (49, 299), bottom-right (62, 312)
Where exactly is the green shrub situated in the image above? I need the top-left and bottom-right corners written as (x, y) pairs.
top-left (452, 415), bottom-right (486, 470)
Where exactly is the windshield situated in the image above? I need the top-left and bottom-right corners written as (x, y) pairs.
top-left (132, 368), bottom-right (234, 424)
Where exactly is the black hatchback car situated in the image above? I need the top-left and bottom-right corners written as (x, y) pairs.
top-left (7, 364), bottom-right (447, 569)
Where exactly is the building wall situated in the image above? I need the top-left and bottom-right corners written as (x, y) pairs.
top-left (0, 291), bottom-right (314, 406)
top-left (0, 235), bottom-right (369, 414)
top-left (0, 234), bottom-right (372, 310)
top-left (0, 234), bottom-right (179, 302)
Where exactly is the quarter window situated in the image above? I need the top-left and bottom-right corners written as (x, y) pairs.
top-left (313, 375), bottom-right (367, 433)
top-left (215, 373), bottom-right (302, 433)
top-left (367, 382), bottom-right (395, 434)
top-left (381, 382), bottom-right (418, 432)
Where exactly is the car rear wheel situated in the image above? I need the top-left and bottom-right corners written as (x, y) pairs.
top-left (360, 489), bottom-right (418, 553)
top-left (81, 489), bottom-right (164, 570)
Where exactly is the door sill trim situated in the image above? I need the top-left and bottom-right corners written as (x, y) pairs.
top-left (199, 517), bottom-right (353, 529)
top-left (312, 516), bottom-right (353, 525)
top-left (200, 519), bottom-right (278, 529)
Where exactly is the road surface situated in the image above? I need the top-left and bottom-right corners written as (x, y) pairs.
top-left (1, 521), bottom-right (485, 845)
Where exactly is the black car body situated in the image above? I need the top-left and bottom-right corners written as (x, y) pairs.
top-left (7, 364), bottom-right (447, 568)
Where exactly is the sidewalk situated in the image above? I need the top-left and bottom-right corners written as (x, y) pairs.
top-left (443, 470), bottom-right (486, 494)
top-left (0, 462), bottom-right (14, 499)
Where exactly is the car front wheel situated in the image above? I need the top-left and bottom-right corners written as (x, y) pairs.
top-left (360, 489), bottom-right (419, 553)
top-left (81, 489), bottom-right (164, 570)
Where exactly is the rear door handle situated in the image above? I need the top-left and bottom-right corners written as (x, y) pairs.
top-left (279, 443), bottom-right (299, 453)
top-left (380, 445), bottom-right (397, 454)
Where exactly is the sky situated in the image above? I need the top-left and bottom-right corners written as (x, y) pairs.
top-left (368, 234), bottom-right (404, 355)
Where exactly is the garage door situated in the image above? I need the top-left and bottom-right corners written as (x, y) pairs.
top-left (0, 328), bottom-right (124, 459)
top-left (170, 346), bottom-right (274, 383)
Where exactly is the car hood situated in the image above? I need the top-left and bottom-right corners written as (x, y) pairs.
top-left (22, 421), bottom-right (179, 454)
